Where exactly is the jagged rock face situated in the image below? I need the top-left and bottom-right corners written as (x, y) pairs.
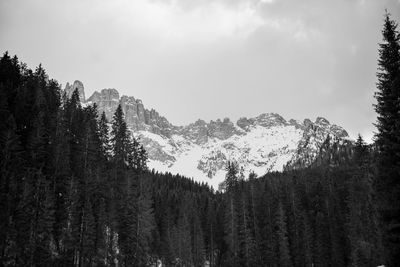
top-left (237, 117), bottom-right (254, 131)
top-left (180, 120), bottom-right (209, 144)
top-left (254, 113), bottom-right (288, 127)
top-left (284, 117), bottom-right (349, 170)
top-left (238, 113), bottom-right (297, 130)
top-left (64, 80), bottom-right (85, 102)
top-left (146, 109), bottom-right (175, 137)
top-left (208, 118), bottom-right (243, 140)
top-left (138, 133), bottom-right (176, 164)
top-left (120, 95), bottom-right (140, 130)
top-left (87, 88), bottom-right (120, 122)
top-left (288, 119), bottom-right (304, 129)
top-left (198, 150), bottom-right (227, 178)
top-left (329, 124), bottom-right (349, 138)
top-left (179, 118), bottom-right (244, 145)
top-left (66, 81), bottom-right (351, 189)
top-left (85, 87), bottom-right (174, 135)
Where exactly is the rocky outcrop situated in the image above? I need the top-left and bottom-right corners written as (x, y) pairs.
top-left (180, 117), bottom-right (244, 145)
top-left (284, 117), bottom-right (350, 170)
top-left (208, 118), bottom-right (242, 140)
top-left (329, 124), bottom-right (348, 139)
top-left (303, 118), bottom-right (313, 128)
top-left (64, 80), bottom-right (85, 102)
top-left (315, 117), bottom-right (330, 126)
top-left (237, 113), bottom-right (290, 130)
top-left (198, 150), bottom-right (227, 178)
top-left (120, 95), bottom-right (139, 129)
top-left (87, 88), bottom-right (120, 122)
top-left (254, 113), bottom-right (288, 127)
top-left (85, 87), bottom-right (174, 136)
top-left (138, 134), bottom-right (176, 164)
top-left (181, 120), bottom-right (209, 144)
top-left (237, 117), bottom-right (254, 131)
top-left (288, 119), bottom-right (304, 129)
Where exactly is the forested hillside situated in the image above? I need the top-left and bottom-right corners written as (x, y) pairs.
top-left (0, 12), bottom-right (399, 267)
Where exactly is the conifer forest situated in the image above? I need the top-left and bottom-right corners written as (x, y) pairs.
top-left (1, 12), bottom-right (400, 267)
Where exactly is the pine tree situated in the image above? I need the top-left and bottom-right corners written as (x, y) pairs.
top-left (346, 135), bottom-right (384, 267)
top-left (159, 207), bottom-right (174, 266)
top-left (0, 61), bottom-right (24, 264)
top-left (192, 207), bottom-right (205, 267)
top-left (354, 134), bottom-right (368, 166)
top-left (110, 105), bottom-right (133, 265)
top-left (171, 200), bottom-right (192, 266)
top-left (374, 12), bottom-right (400, 265)
top-left (275, 201), bottom-right (292, 267)
top-left (204, 196), bottom-right (218, 267)
top-left (225, 161), bottom-right (239, 191)
top-left (23, 65), bottom-right (56, 266)
top-left (111, 105), bottom-right (129, 168)
top-left (110, 104), bottom-right (154, 266)
top-left (98, 111), bottom-right (111, 159)
top-left (223, 161), bottom-right (239, 265)
top-left (245, 175), bottom-right (263, 266)
top-left (133, 162), bottom-right (155, 266)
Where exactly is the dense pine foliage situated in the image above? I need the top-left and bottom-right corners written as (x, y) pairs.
top-left (374, 12), bottom-right (400, 266)
top-left (0, 12), bottom-right (399, 267)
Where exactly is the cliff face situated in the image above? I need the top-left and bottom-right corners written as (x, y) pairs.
top-left (85, 88), bottom-right (174, 136)
top-left (87, 88), bottom-right (119, 121)
top-left (64, 81), bottom-right (350, 189)
top-left (64, 80), bottom-right (85, 102)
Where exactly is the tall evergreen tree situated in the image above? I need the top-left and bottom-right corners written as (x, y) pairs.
top-left (98, 111), bottom-right (111, 159)
top-left (374, 12), bottom-right (400, 265)
top-left (223, 161), bottom-right (239, 265)
top-left (275, 201), bottom-right (292, 267)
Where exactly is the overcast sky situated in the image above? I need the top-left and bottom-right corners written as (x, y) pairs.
top-left (1, 0), bottom-right (400, 142)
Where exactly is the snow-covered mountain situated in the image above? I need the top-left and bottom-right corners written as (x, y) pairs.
top-left (65, 81), bottom-right (350, 189)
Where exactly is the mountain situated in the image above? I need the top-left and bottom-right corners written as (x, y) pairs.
top-left (65, 81), bottom-right (350, 189)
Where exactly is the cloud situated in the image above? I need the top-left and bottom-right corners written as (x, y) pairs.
top-left (82, 0), bottom-right (268, 44)
top-left (150, 1), bottom-right (264, 42)
top-left (64, 0), bottom-right (314, 44)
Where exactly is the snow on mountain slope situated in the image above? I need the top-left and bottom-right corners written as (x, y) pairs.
top-left (135, 116), bottom-right (348, 190)
top-left (65, 82), bottom-right (351, 190)
top-left (193, 125), bottom-right (302, 189)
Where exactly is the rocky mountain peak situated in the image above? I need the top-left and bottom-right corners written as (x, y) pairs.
top-left (237, 113), bottom-right (291, 130)
top-left (194, 119), bottom-right (207, 126)
top-left (67, 82), bottom-right (174, 136)
top-left (288, 119), bottom-right (303, 129)
top-left (208, 117), bottom-right (242, 140)
top-left (64, 80), bottom-right (85, 102)
top-left (303, 118), bottom-right (313, 127)
top-left (254, 113), bottom-right (288, 127)
top-left (236, 117), bottom-right (254, 131)
top-left (315, 117), bottom-right (330, 126)
top-left (86, 88), bottom-right (120, 121)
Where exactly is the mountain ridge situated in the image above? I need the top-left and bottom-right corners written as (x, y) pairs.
top-left (64, 80), bottom-right (350, 189)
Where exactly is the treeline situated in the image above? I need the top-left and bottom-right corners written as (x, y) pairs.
top-left (218, 137), bottom-right (384, 267)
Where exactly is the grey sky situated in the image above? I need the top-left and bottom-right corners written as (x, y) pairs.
top-left (1, 0), bottom-right (400, 142)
